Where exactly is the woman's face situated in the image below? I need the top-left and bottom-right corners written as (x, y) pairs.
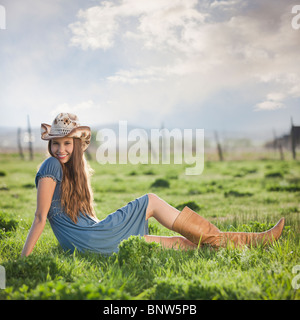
top-left (51, 137), bottom-right (74, 163)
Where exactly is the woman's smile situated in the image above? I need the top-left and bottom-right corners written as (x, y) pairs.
top-left (56, 154), bottom-right (69, 159)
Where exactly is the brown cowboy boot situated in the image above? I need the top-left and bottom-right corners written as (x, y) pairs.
top-left (172, 206), bottom-right (285, 248)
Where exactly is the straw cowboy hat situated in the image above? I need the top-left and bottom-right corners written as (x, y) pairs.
top-left (41, 113), bottom-right (91, 151)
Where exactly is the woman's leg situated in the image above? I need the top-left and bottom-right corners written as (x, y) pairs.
top-left (145, 193), bottom-right (180, 229)
top-left (144, 193), bottom-right (197, 250)
top-left (144, 235), bottom-right (197, 250)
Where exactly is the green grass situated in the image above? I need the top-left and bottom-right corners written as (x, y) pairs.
top-left (0, 153), bottom-right (299, 300)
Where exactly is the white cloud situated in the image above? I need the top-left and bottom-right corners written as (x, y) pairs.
top-left (69, 3), bottom-right (119, 50)
top-left (254, 89), bottom-right (288, 111)
top-left (51, 100), bottom-right (98, 119)
top-left (266, 92), bottom-right (286, 102)
top-left (254, 100), bottom-right (286, 111)
top-left (210, 0), bottom-right (242, 8)
top-left (69, 0), bottom-right (207, 52)
top-left (107, 67), bottom-right (165, 84)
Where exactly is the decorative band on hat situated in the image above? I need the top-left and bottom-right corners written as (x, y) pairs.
top-left (49, 128), bottom-right (73, 136)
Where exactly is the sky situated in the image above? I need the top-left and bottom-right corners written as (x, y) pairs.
top-left (0, 0), bottom-right (299, 138)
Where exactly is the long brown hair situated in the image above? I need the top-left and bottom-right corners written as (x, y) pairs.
top-left (48, 138), bottom-right (96, 223)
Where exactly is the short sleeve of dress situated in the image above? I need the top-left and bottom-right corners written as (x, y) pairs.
top-left (35, 157), bottom-right (63, 188)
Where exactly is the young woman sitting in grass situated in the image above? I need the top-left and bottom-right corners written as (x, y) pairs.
top-left (21, 113), bottom-right (285, 257)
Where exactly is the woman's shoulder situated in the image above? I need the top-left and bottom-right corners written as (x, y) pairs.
top-left (35, 156), bottom-right (63, 186)
top-left (39, 156), bottom-right (62, 172)
top-left (42, 156), bottom-right (61, 166)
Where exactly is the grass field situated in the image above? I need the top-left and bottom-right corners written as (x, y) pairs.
top-left (0, 152), bottom-right (299, 300)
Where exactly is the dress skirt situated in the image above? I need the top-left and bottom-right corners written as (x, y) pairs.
top-left (49, 194), bottom-right (150, 255)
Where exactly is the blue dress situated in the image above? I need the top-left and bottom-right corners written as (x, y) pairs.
top-left (35, 157), bottom-right (149, 255)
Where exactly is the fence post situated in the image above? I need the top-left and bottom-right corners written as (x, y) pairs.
top-left (27, 115), bottom-right (34, 160)
top-left (17, 127), bottom-right (24, 160)
top-left (214, 131), bottom-right (223, 161)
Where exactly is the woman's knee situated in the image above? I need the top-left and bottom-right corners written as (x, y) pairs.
top-left (147, 193), bottom-right (161, 208)
top-left (148, 192), bottom-right (159, 198)
top-left (147, 193), bottom-right (159, 203)
top-left (146, 193), bottom-right (160, 219)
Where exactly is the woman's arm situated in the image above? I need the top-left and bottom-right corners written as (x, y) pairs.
top-left (21, 177), bottom-right (56, 257)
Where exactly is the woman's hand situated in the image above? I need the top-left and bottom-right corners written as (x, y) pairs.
top-left (21, 177), bottom-right (56, 257)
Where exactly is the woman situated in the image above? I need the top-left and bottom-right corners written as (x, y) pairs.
top-left (21, 113), bottom-right (285, 257)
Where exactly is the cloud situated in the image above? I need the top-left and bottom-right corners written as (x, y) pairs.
top-left (210, 0), bottom-right (242, 8)
top-left (69, 3), bottom-right (119, 50)
top-left (107, 67), bottom-right (165, 84)
top-left (51, 99), bottom-right (96, 116)
top-left (254, 91), bottom-right (287, 111)
top-left (69, 0), bottom-right (207, 52)
top-left (254, 100), bottom-right (286, 111)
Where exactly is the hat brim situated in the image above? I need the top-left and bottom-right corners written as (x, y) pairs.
top-left (41, 123), bottom-right (91, 151)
